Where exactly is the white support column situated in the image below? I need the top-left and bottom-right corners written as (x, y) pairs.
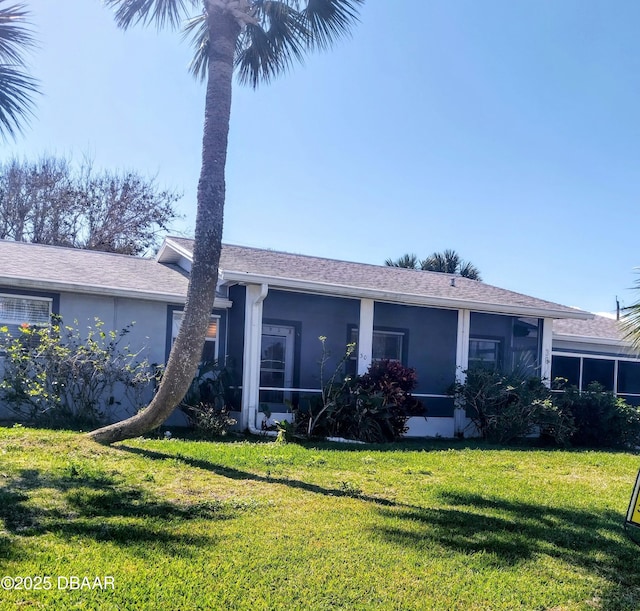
top-left (455, 309), bottom-right (470, 383)
top-left (357, 299), bottom-right (374, 375)
top-left (541, 317), bottom-right (553, 387)
top-left (240, 283), bottom-right (268, 431)
top-left (454, 309), bottom-right (470, 435)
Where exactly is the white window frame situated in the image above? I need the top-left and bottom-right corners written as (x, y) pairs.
top-left (0, 293), bottom-right (52, 328)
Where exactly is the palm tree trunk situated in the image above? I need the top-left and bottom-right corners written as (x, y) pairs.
top-left (88, 7), bottom-right (241, 444)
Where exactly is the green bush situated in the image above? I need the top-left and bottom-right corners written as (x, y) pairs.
top-left (453, 367), bottom-right (574, 444)
top-left (0, 317), bottom-right (155, 428)
top-left (553, 381), bottom-right (640, 448)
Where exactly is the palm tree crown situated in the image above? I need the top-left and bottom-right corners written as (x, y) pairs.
top-left (0, 1), bottom-right (38, 139)
top-left (107, 0), bottom-right (363, 88)
top-left (385, 249), bottom-right (482, 281)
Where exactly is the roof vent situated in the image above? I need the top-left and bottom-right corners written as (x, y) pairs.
top-left (450, 277), bottom-right (456, 287)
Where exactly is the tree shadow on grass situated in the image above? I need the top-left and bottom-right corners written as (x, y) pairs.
top-left (373, 490), bottom-right (640, 610)
top-left (116, 444), bottom-right (400, 507)
top-left (0, 466), bottom-right (236, 561)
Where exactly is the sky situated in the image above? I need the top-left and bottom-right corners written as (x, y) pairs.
top-left (4, 0), bottom-right (640, 316)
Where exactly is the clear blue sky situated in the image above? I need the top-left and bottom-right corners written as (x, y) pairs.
top-left (4, 0), bottom-right (640, 316)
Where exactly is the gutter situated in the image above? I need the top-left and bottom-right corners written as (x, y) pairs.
top-left (222, 271), bottom-right (593, 321)
top-left (0, 275), bottom-right (233, 308)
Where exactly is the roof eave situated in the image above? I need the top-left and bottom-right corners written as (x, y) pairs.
top-left (158, 238), bottom-right (195, 264)
top-left (0, 275), bottom-right (232, 308)
top-left (222, 272), bottom-right (592, 320)
top-left (552, 333), bottom-right (631, 348)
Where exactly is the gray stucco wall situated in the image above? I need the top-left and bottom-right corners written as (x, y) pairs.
top-left (59, 293), bottom-right (169, 366)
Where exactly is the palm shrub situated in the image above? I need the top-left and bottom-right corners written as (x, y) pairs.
top-left (453, 367), bottom-right (574, 444)
top-left (0, 317), bottom-right (155, 428)
top-left (553, 381), bottom-right (640, 448)
top-left (178, 361), bottom-right (238, 437)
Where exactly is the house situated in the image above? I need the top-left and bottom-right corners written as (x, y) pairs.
top-left (0, 237), bottom-right (638, 436)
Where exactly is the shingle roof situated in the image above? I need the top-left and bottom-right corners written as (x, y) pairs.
top-left (0, 239), bottom-right (189, 300)
top-left (165, 237), bottom-right (591, 319)
top-left (553, 315), bottom-right (627, 342)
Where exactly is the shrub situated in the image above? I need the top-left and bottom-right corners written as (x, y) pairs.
top-left (179, 361), bottom-right (238, 437)
top-left (453, 367), bottom-right (574, 444)
top-left (302, 338), bottom-right (424, 443)
top-left (553, 381), bottom-right (640, 448)
top-left (0, 317), bottom-right (155, 428)
top-left (357, 359), bottom-right (425, 434)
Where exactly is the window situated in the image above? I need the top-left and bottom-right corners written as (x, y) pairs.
top-left (551, 355), bottom-right (580, 387)
top-left (582, 358), bottom-right (615, 392)
top-left (172, 312), bottom-right (219, 362)
top-left (348, 327), bottom-right (406, 372)
top-left (469, 338), bottom-right (501, 370)
top-left (618, 361), bottom-right (640, 396)
top-left (0, 294), bottom-right (52, 334)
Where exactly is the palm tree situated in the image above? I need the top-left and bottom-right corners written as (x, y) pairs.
top-left (385, 249), bottom-right (482, 280)
top-left (89, 0), bottom-right (364, 444)
top-left (0, 1), bottom-right (38, 139)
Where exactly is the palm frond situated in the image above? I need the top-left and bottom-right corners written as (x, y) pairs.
top-left (385, 254), bottom-right (419, 269)
top-left (0, 1), bottom-right (37, 139)
top-left (183, 0), bottom-right (362, 88)
top-left (441, 249), bottom-right (461, 274)
top-left (104, 0), bottom-right (198, 30)
top-left (236, 1), bottom-right (308, 88)
top-left (0, 2), bottom-right (35, 64)
top-left (622, 274), bottom-right (640, 352)
top-left (182, 13), bottom-right (208, 81)
top-left (301, 0), bottom-right (364, 51)
top-left (420, 253), bottom-right (445, 272)
top-left (459, 261), bottom-right (481, 281)
top-left (0, 65), bottom-right (37, 139)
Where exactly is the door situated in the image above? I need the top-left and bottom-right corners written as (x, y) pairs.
top-left (260, 324), bottom-right (295, 413)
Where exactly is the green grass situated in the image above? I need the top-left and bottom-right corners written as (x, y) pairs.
top-left (1, 427), bottom-right (640, 610)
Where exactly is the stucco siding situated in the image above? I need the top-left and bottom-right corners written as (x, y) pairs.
top-left (58, 293), bottom-right (167, 365)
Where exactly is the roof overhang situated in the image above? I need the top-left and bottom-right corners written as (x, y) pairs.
top-left (0, 275), bottom-right (232, 309)
top-left (157, 238), bottom-right (195, 265)
top-left (221, 271), bottom-right (593, 320)
top-left (552, 332), bottom-right (630, 348)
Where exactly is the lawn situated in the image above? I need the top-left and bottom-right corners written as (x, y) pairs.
top-left (1, 427), bottom-right (639, 610)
